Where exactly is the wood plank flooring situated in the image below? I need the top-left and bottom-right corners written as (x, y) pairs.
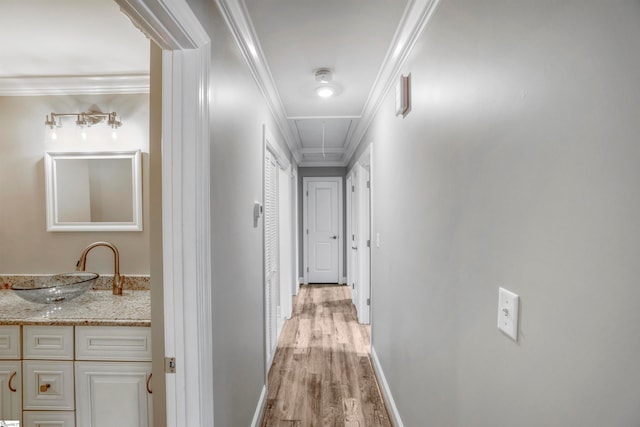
top-left (261, 285), bottom-right (392, 427)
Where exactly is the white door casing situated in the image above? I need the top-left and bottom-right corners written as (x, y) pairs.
top-left (347, 172), bottom-right (359, 306)
top-left (346, 145), bottom-right (372, 325)
top-left (304, 177), bottom-right (343, 284)
top-left (263, 126), bottom-right (292, 376)
top-left (114, 1), bottom-right (213, 426)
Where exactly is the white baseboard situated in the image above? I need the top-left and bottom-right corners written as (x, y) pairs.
top-left (250, 385), bottom-right (268, 427)
top-left (371, 346), bottom-right (404, 427)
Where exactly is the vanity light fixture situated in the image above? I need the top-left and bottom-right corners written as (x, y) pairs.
top-left (45, 111), bottom-right (123, 141)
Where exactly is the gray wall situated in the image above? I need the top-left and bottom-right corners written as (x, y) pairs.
top-left (297, 167), bottom-right (347, 281)
top-left (186, 1), bottom-right (291, 425)
top-left (359, 0), bottom-right (640, 425)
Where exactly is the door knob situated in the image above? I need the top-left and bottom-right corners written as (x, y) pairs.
top-left (330, 235), bottom-right (338, 239)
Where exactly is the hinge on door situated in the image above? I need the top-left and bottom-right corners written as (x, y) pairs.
top-left (352, 234), bottom-right (355, 241)
top-left (352, 283), bottom-right (355, 289)
top-left (352, 185), bottom-right (355, 192)
top-left (165, 357), bottom-right (176, 373)
top-left (367, 240), bottom-right (371, 248)
top-left (306, 229), bottom-right (309, 235)
top-left (367, 298), bottom-right (371, 306)
top-left (367, 181), bottom-right (370, 189)
top-left (306, 190), bottom-right (308, 196)
top-left (307, 267), bottom-right (309, 272)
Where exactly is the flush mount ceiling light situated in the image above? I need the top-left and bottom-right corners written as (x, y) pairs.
top-left (45, 110), bottom-right (122, 141)
top-left (314, 68), bottom-right (335, 98)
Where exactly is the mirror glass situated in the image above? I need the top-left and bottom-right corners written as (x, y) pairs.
top-left (45, 151), bottom-right (142, 231)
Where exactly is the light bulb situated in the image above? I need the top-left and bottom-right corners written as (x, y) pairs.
top-left (316, 86), bottom-right (334, 98)
top-left (80, 127), bottom-right (87, 140)
top-left (111, 128), bottom-right (118, 140)
top-left (49, 128), bottom-right (57, 140)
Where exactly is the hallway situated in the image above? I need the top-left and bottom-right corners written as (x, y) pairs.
top-left (261, 285), bottom-right (391, 426)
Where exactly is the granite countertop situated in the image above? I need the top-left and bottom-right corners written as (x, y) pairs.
top-left (0, 289), bottom-right (150, 327)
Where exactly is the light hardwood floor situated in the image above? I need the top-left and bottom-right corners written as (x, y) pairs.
top-left (261, 284), bottom-right (392, 427)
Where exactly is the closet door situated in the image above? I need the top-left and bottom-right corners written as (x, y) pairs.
top-left (264, 149), bottom-right (279, 365)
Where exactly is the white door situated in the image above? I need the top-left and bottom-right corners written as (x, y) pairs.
top-left (0, 361), bottom-right (21, 423)
top-left (75, 362), bottom-right (152, 427)
top-left (305, 178), bottom-right (341, 283)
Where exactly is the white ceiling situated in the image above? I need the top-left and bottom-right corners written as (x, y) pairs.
top-left (244, 0), bottom-right (409, 166)
top-left (0, 0), bottom-right (149, 91)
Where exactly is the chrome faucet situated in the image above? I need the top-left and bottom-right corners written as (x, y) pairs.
top-left (75, 241), bottom-right (124, 295)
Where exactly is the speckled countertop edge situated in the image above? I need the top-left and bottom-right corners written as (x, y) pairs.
top-left (0, 289), bottom-right (150, 327)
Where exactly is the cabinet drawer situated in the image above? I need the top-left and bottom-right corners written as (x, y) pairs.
top-left (23, 361), bottom-right (75, 410)
top-left (76, 326), bottom-right (151, 361)
top-left (0, 325), bottom-right (21, 359)
top-left (23, 411), bottom-right (75, 427)
top-left (24, 326), bottom-right (74, 360)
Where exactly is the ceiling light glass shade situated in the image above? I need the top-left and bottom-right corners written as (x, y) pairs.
top-left (316, 86), bottom-right (335, 98)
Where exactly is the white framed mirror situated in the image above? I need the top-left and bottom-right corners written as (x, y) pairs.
top-left (45, 150), bottom-right (142, 232)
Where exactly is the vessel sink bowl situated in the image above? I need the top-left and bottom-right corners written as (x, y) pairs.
top-left (11, 272), bottom-right (99, 304)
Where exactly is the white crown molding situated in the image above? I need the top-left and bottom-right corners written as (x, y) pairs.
top-left (0, 75), bottom-right (150, 96)
top-left (215, 0), bottom-right (302, 165)
top-left (287, 115), bottom-right (362, 120)
top-left (343, 0), bottom-right (442, 162)
top-left (299, 147), bottom-right (345, 155)
top-left (116, 0), bottom-right (209, 50)
top-left (298, 159), bottom-right (346, 168)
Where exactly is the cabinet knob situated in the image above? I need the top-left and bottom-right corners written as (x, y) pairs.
top-left (40, 383), bottom-right (51, 393)
top-left (8, 371), bottom-right (17, 392)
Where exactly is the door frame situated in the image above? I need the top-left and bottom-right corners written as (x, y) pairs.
top-left (115, 1), bottom-right (212, 426)
top-left (263, 126), bottom-right (291, 378)
top-left (346, 144), bottom-right (372, 324)
top-left (302, 176), bottom-right (344, 285)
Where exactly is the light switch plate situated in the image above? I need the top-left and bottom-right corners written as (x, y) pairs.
top-left (497, 287), bottom-right (519, 341)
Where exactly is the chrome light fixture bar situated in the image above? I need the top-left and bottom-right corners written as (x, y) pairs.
top-left (45, 111), bottom-right (122, 140)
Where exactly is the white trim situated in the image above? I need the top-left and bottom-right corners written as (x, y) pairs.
top-left (115, 1), bottom-right (213, 426)
top-left (215, 0), bottom-right (301, 164)
top-left (0, 75), bottom-right (149, 96)
top-left (371, 346), bottom-right (405, 427)
top-left (302, 177), bottom-right (344, 284)
top-left (264, 126), bottom-right (290, 171)
top-left (286, 115), bottom-right (362, 120)
top-left (117, 0), bottom-right (209, 49)
top-left (341, 276), bottom-right (347, 285)
top-left (343, 0), bottom-right (441, 164)
top-left (250, 385), bottom-right (268, 427)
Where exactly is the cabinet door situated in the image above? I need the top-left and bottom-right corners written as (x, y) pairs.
top-left (0, 361), bottom-right (21, 423)
top-left (75, 362), bottom-right (152, 427)
top-left (23, 411), bottom-right (75, 427)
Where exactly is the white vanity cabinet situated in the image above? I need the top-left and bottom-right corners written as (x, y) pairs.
top-left (0, 324), bottom-right (152, 427)
top-left (0, 326), bottom-right (21, 424)
top-left (74, 326), bottom-right (153, 427)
